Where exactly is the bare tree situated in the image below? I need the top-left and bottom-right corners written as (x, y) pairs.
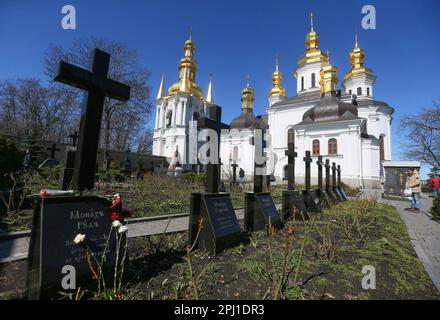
top-left (0, 78), bottom-right (79, 142)
top-left (400, 101), bottom-right (440, 169)
top-left (44, 37), bottom-right (154, 156)
top-left (135, 128), bottom-right (154, 154)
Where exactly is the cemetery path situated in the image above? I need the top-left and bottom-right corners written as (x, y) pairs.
top-left (382, 195), bottom-right (440, 292)
top-left (0, 205), bottom-right (276, 264)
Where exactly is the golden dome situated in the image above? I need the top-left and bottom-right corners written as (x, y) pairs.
top-left (344, 34), bottom-right (375, 80)
top-left (319, 51), bottom-right (339, 94)
top-left (268, 55), bottom-right (286, 97)
top-left (297, 13), bottom-right (329, 68)
top-left (241, 78), bottom-right (255, 110)
top-left (168, 36), bottom-right (204, 100)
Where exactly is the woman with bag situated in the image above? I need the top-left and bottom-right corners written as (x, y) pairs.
top-left (404, 168), bottom-right (421, 212)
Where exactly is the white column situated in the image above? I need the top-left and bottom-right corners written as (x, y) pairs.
top-left (155, 106), bottom-right (160, 129)
top-left (172, 104), bottom-right (177, 126)
top-left (387, 118), bottom-right (392, 160)
top-left (181, 101), bottom-right (187, 124)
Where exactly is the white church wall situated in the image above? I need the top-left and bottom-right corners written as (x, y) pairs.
top-left (295, 62), bottom-right (322, 94)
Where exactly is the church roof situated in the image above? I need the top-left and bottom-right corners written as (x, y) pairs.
top-left (230, 109), bottom-right (266, 130)
top-left (269, 90), bottom-right (352, 109)
top-left (357, 99), bottom-right (395, 114)
top-left (296, 91), bottom-right (361, 125)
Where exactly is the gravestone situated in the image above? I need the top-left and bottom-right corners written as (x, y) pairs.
top-left (332, 162), bottom-right (344, 202)
top-left (325, 159), bottom-right (339, 203)
top-left (302, 151), bottom-right (321, 214)
top-left (121, 149), bottom-right (132, 176)
top-left (244, 129), bottom-right (283, 232)
top-left (59, 132), bottom-right (79, 190)
top-left (25, 195), bottom-right (124, 299)
top-left (336, 165), bottom-right (348, 201)
top-left (104, 152), bottom-right (113, 172)
top-left (315, 155), bottom-right (332, 208)
top-left (282, 142), bottom-right (307, 220)
top-left (54, 48), bottom-right (131, 191)
top-left (69, 131), bottom-right (79, 147)
top-left (231, 162), bottom-right (238, 186)
top-left (188, 104), bottom-right (241, 255)
top-left (39, 143), bottom-right (60, 168)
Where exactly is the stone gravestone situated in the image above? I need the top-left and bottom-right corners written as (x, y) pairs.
top-left (121, 149), bottom-right (132, 176)
top-left (315, 156), bottom-right (332, 207)
top-left (332, 162), bottom-right (344, 202)
top-left (302, 151), bottom-right (321, 214)
top-left (325, 159), bottom-right (339, 203)
top-left (244, 129), bottom-right (283, 232)
top-left (336, 165), bottom-right (348, 201)
top-left (188, 104), bottom-right (241, 255)
top-left (39, 143), bottom-right (60, 168)
top-left (231, 162), bottom-right (238, 186)
top-left (54, 48), bottom-right (130, 191)
top-left (25, 195), bottom-right (122, 299)
top-left (282, 142), bottom-right (307, 220)
top-left (59, 132), bottom-right (78, 190)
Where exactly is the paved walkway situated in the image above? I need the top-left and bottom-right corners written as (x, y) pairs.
top-left (381, 194), bottom-right (440, 291)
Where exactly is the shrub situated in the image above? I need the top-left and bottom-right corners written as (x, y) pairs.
top-left (183, 172), bottom-right (206, 184)
top-left (0, 135), bottom-right (22, 188)
top-left (430, 193), bottom-right (440, 221)
top-left (340, 181), bottom-right (360, 196)
top-left (97, 168), bottom-right (125, 183)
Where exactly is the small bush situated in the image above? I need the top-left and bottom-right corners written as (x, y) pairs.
top-left (430, 193), bottom-right (440, 221)
top-left (97, 168), bottom-right (125, 183)
top-left (183, 172), bottom-right (206, 184)
top-left (0, 135), bottom-right (22, 187)
top-left (340, 182), bottom-right (360, 197)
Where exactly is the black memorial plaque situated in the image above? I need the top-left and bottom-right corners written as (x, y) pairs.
top-left (302, 190), bottom-right (321, 213)
top-left (282, 190), bottom-right (307, 220)
top-left (188, 193), bottom-right (241, 255)
top-left (25, 195), bottom-right (122, 300)
top-left (316, 189), bottom-right (332, 208)
top-left (244, 192), bottom-right (283, 232)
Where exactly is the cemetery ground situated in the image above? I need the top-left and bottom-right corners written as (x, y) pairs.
top-left (0, 170), bottom-right (439, 299)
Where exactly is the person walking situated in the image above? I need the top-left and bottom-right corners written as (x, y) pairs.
top-left (239, 168), bottom-right (245, 186)
top-left (430, 174), bottom-right (440, 198)
top-left (405, 168), bottom-right (422, 212)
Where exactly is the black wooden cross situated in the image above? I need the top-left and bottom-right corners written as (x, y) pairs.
top-left (303, 151), bottom-right (313, 190)
top-left (69, 131), bottom-right (79, 147)
top-left (285, 142), bottom-right (297, 191)
top-left (337, 164), bottom-right (341, 187)
top-left (325, 159), bottom-right (331, 190)
top-left (249, 129), bottom-right (268, 193)
top-left (54, 48), bottom-right (130, 191)
top-left (47, 143), bottom-right (60, 159)
top-left (231, 163), bottom-right (238, 185)
top-left (316, 155), bottom-right (324, 190)
top-left (198, 104), bottom-right (229, 193)
top-left (332, 162), bottom-right (337, 188)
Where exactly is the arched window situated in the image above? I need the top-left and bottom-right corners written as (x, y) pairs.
top-left (301, 77), bottom-right (304, 91)
top-left (193, 111), bottom-right (200, 121)
top-left (311, 73), bottom-right (316, 88)
top-left (367, 87), bottom-right (370, 96)
top-left (349, 89), bottom-right (352, 94)
top-left (287, 128), bottom-right (295, 145)
top-left (357, 87), bottom-right (362, 95)
top-left (166, 110), bottom-right (173, 128)
top-left (233, 146), bottom-right (239, 161)
top-left (312, 139), bottom-right (320, 155)
top-left (379, 136), bottom-right (385, 161)
top-left (328, 138), bottom-right (337, 155)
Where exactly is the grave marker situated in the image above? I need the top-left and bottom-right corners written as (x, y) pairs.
top-left (302, 151), bottom-right (321, 214)
top-left (54, 48), bottom-right (130, 191)
top-left (325, 159), bottom-right (339, 203)
top-left (282, 142), bottom-right (307, 220)
top-left (332, 162), bottom-right (344, 201)
top-left (188, 104), bottom-right (241, 255)
top-left (316, 155), bottom-right (331, 207)
top-left (336, 164), bottom-right (348, 201)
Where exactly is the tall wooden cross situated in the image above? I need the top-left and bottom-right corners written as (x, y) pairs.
top-left (316, 155), bottom-right (324, 190)
top-left (332, 162), bottom-right (337, 188)
top-left (47, 143), bottom-right (60, 159)
top-left (249, 129), bottom-right (267, 194)
top-left (199, 104), bottom-right (229, 193)
top-left (325, 159), bottom-right (331, 190)
top-left (285, 142), bottom-right (297, 191)
top-left (54, 48), bottom-right (130, 191)
top-left (303, 151), bottom-right (313, 190)
top-left (337, 164), bottom-right (341, 187)
top-left (69, 131), bottom-right (79, 147)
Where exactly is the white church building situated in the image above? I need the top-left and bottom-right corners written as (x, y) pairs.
top-left (152, 14), bottom-right (394, 189)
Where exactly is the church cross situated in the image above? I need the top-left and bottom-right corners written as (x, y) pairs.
top-left (47, 143), bottom-right (60, 159)
top-left (303, 151), bottom-right (313, 190)
top-left (285, 142), bottom-right (297, 190)
top-left (69, 131), bottom-right (79, 147)
top-left (54, 48), bottom-right (130, 191)
top-left (336, 164), bottom-right (341, 187)
top-left (231, 162), bottom-right (238, 185)
top-left (316, 155), bottom-right (324, 190)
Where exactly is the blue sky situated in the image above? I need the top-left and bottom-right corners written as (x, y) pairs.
top-left (0, 0), bottom-right (439, 177)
